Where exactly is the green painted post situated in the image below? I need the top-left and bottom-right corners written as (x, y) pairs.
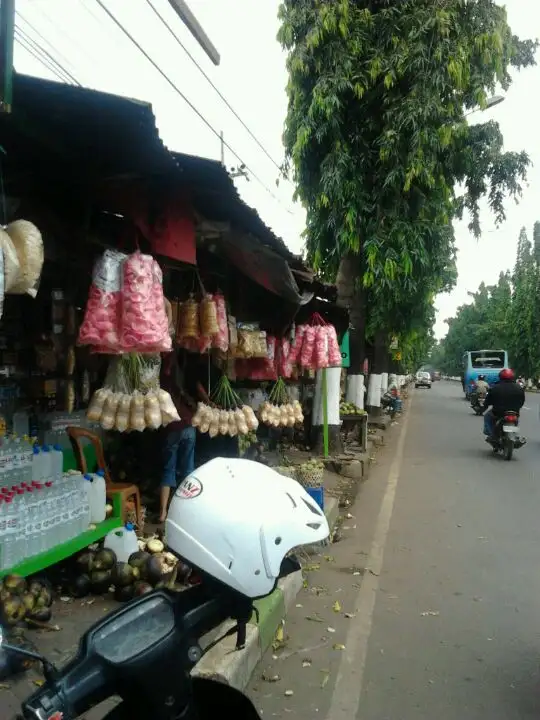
top-left (322, 368), bottom-right (329, 458)
top-left (0, 0), bottom-right (14, 114)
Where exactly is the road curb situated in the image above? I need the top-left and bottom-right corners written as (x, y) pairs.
top-left (193, 497), bottom-right (339, 690)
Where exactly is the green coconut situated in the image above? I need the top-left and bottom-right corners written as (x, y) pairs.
top-left (28, 606), bottom-right (52, 623)
top-left (90, 570), bottom-right (113, 595)
top-left (3, 575), bottom-right (27, 596)
top-left (128, 551), bottom-right (151, 580)
top-left (112, 562), bottom-right (138, 588)
top-left (93, 548), bottom-right (117, 572)
top-left (68, 574), bottom-right (91, 599)
top-left (21, 592), bottom-right (36, 613)
top-left (75, 550), bottom-right (95, 574)
top-left (0, 596), bottom-right (26, 626)
top-left (114, 584), bottom-right (135, 603)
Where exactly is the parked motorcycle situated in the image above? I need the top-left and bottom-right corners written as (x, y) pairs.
top-left (1, 457), bottom-right (330, 720)
top-left (470, 392), bottom-right (486, 415)
top-left (486, 411), bottom-right (526, 461)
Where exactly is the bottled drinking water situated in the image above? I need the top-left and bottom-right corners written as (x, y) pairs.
top-left (22, 436), bottom-right (33, 485)
top-left (14, 488), bottom-right (28, 560)
top-left (41, 446), bottom-right (53, 484)
top-left (52, 445), bottom-right (64, 482)
top-left (32, 445), bottom-right (41, 484)
top-left (3, 496), bottom-right (18, 568)
top-left (25, 486), bottom-right (39, 557)
top-left (3, 437), bottom-right (13, 486)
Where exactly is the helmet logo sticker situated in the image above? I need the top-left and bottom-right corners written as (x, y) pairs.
top-left (176, 477), bottom-right (203, 499)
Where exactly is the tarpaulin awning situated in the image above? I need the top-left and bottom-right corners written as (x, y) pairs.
top-left (219, 233), bottom-right (313, 306)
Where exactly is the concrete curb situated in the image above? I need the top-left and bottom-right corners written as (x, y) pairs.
top-left (193, 497), bottom-right (340, 690)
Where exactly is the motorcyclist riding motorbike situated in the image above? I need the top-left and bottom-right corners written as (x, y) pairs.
top-left (475, 374), bottom-right (489, 396)
top-left (482, 368), bottom-right (525, 440)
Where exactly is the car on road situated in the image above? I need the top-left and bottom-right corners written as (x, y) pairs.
top-left (415, 371), bottom-right (432, 389)
top-left (431, 370), bottom-right (441, 381)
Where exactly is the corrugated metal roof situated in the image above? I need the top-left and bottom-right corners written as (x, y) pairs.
top-left (1, 73), bottom-right (303, 267)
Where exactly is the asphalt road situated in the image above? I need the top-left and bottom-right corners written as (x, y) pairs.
top-left (248, 381), bottom-right (540, 720)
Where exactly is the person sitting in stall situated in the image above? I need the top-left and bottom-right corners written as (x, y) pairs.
top-left (159, 349), bottom-right (198, 523)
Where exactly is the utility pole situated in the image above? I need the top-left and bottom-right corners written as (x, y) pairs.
top-left (167, 0), bottom-right (220, 66)
top-left (0, 0), bottom-right (14, 113)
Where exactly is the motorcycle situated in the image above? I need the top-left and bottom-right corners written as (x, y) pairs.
top-left (0, 563), bottom-right (301, 719)
top-left (381, 389), bottom-right (402, 419)
top-left (487, 410), bottom-right (526, 461)
top-left (470, 392), bottom-right (486, 415)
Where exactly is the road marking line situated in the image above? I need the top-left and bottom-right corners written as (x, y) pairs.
top-left (325, 393), bottom-right (413, 720)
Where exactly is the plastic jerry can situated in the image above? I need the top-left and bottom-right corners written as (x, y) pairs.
top-left (88, 470), bottom-right (107, 524)
top-left (103, 523), bottom-right (138, 563)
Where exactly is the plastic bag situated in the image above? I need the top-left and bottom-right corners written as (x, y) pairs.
top-left (314, 326), bottom-right (330, 368)
top-left (5, 220), bottom-right (44, 298)
top-left (288, 325), bottom-right (305, 365)
top-left (0, 228), bottom-right (21, 294)
top-left (178, 296), bottom-right (199, 341)
top-left (212, 293), bottom-right (229, 352)
top-left (327, 325), bottom-right (343, 367)
top-left (121, 253), bottom-right (171, 352)
top-left (300, 326), bottom-right (316, 369)
top-left (200, 295), bottom-right (219, 336)
top-left (78, 250), bottom-right (126, 349)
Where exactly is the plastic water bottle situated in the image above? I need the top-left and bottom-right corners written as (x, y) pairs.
top-left (11, 437), bottom-right (21, 485)
top-left (52, 445), bottom-right (64, 483)
top-left (41, 446), bottom-right (53, 484)
top-left (0, 444), bottom-right (6, 488)
top-left (3, 496), bottom-right (18, 568)
top-left (23, 437), bottom-right (33, 485)
top-left (15, 488), bottom-right (28, 559)
top-left (25, 487), bottom-right (39, 557)
top-left (0, 498), bottom-right (6, 570)
top-left (3, 437), bottom-right (13, 486)
top-left (57, 474), bottom-right (70, 543)
top-left (32, 445), bottom-right (41, 484)
top-left (90, 470), bottom-right (107, 524)
top-left (104, 523), bottom-right (139, 562)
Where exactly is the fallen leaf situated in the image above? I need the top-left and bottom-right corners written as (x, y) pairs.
top-left (323, 555), bottom-right (335, 563)
top-left (304, 564), bottom-right (321, 572)
top-left (333, 643), bottom-right (346, 651)
top-left (262, 673), bottom-right (281, 683)
top-left (345, 612), bottom-right (356, 619)
top-left (333, 601), bottom-right (342, 613)
top-left (275, 624), bottom-right (285, 643)
top-left (305, 614), bottom-right (324, 623)
top-left (33, 680), bottom-right (45, 687)
top-left (321, 672), bottom-right (330, 688)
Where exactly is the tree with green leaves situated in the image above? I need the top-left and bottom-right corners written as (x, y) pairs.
top-left (278, 0), bottom-right (537, 373)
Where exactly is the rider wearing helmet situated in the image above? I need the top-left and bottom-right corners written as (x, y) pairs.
top-left (475, 374), bottom-right (490, 396)
top-left (482, 368), bottom-right (525, 439)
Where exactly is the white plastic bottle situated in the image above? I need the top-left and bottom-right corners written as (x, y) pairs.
top-left (3, 437), bottom-right (13, 487)
top-left (0, 443), bottom-right (6, 489)
top-left (25, 486), bottom-right (38, 557)
top-left (52, 445), bottom-right (64, 483)
top-left (78, 474), bottom-right (91, 533)
top-left (15, 488), bottom-right (28, 559)
top-left (41, 446), bottom-right (53, 485)
top-left (89, 470), bottom-right (107, 524)
top-left (31, 445), bottom-right (41, 484)
top-left (11, 437), bottom-right (22, 485)
top-left (0, 497), bottom-right (6, 570)
top-left (104, 523), bottom-right (139, 562)
top-left (58, 474), bottom-right (71, 543)
top-left (3, 496), bottom-right (17, 568)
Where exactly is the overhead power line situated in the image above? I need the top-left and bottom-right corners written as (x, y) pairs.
top-left (144, 0), bottom-right (285, 177)
top-left (16, 11), bottom-right (82, 86)
top-left (14, 28), bottom-right (70, 85)
top-left (93, 0), bottom-right (293, 214)
top-left (15, 23), bottom-right (81, 86)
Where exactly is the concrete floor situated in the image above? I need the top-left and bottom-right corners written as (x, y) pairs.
top-left (248, 381), bottom-right (540, 720)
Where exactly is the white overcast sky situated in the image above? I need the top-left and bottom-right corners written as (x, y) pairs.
top-left (14, 0), bottom-right (540, 339)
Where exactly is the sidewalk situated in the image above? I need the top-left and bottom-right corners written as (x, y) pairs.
top-left (0, 406), bottom-right (401, 716)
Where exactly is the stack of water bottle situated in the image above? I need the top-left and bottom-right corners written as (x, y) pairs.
top-left (0, 438), bottom-right (107, 571)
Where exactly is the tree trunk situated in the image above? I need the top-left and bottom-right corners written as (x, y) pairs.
top-left (337, 253), bottom-right (366, 410)
top-left (372, 330), bottom-right (388, 373)
top-left (312, 367), bottom-right (343, 455)
top-left (336, 252), bottom-right (366, 373)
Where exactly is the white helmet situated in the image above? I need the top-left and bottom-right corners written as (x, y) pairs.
top-left (165, 457), bottom-right (330, 598)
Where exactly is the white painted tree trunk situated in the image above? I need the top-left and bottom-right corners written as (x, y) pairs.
top-left (380, 372), bottom-right (389, 394)
top-left (346, 373), bottom-right (365, 410)
top-left (313, 367), bottom-right (341, 426)
top-left (367, 373), bottom-right (382, 408)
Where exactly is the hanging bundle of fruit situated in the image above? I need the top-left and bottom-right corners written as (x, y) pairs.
top-left (259, 377), bottom-right (304, 428)
top-left (191, 375), bottom-right (258, 438)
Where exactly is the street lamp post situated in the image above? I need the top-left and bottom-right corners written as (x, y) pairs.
top-left (465, 94), bottom-right (505, 117)
top-left (167, 0), bottom-right (220, 66)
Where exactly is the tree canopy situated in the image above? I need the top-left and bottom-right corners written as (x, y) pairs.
top-left (434, 222), bottom-right (540, 378)
top-left (278, 0), bottom-right (537, 368)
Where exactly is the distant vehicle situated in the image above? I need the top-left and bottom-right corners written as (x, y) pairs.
top-left (462, 349), bottom-right (508, 400)
top-left (415, 371), bottom-right (432, 389)
top-left (431, 371), bottom-right (441, 381)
